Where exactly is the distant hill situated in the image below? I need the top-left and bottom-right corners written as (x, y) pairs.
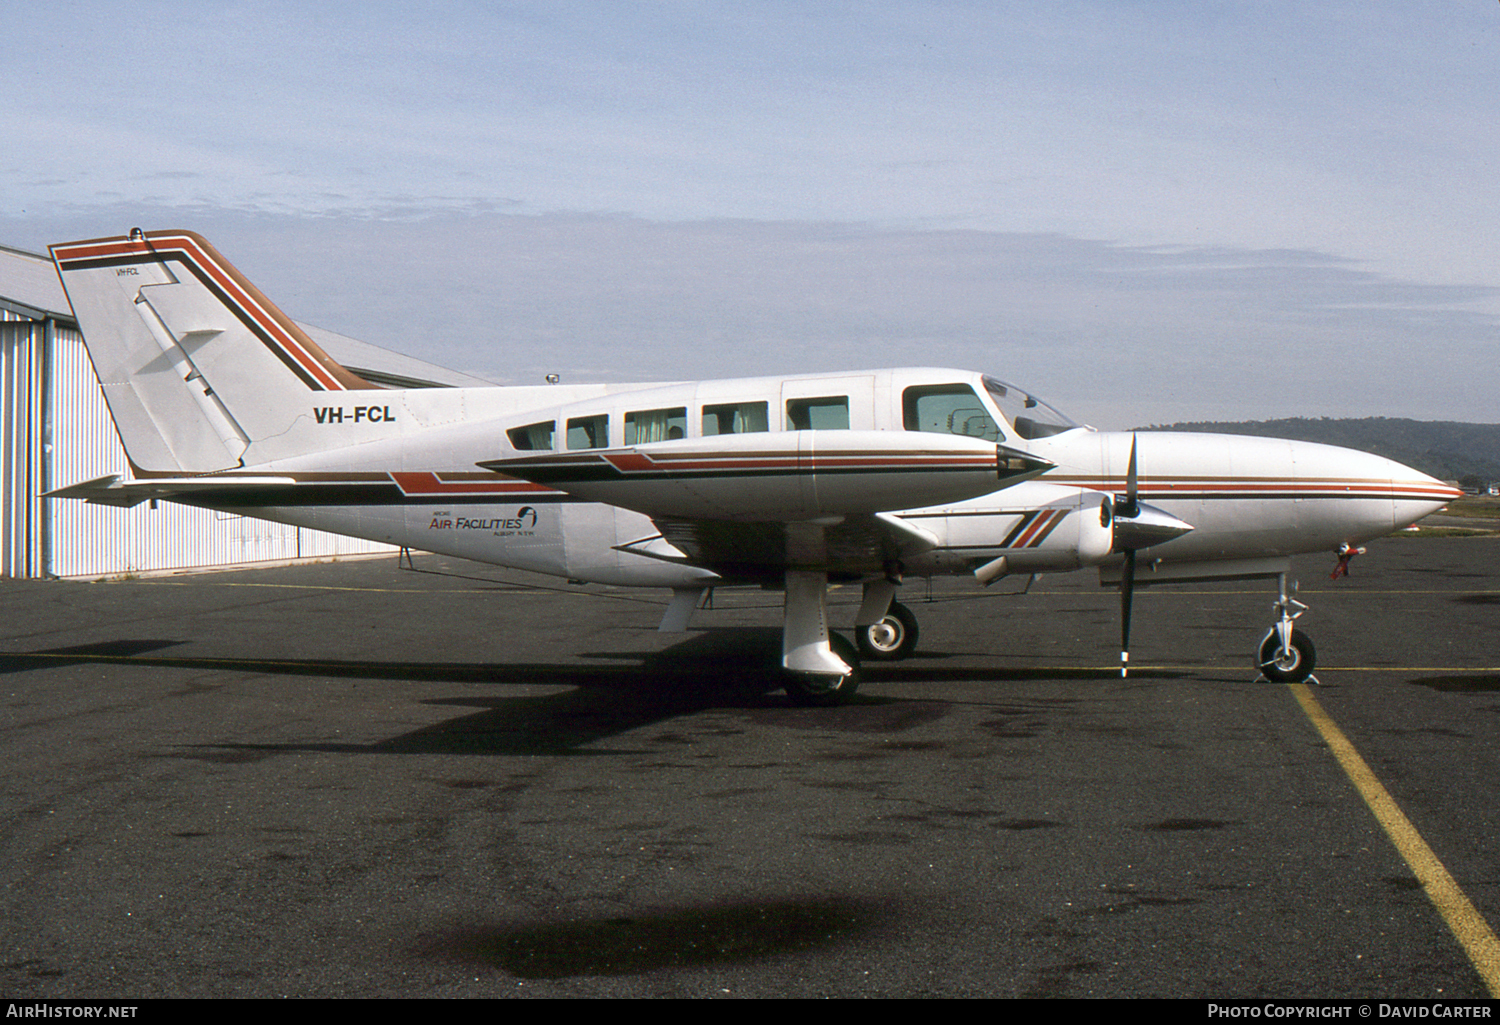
top-left (1132, 418), bottom-right (1500, 483)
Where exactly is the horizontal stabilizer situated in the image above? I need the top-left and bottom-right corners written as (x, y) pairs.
top-left (43, 474), bottom-right (297, 508)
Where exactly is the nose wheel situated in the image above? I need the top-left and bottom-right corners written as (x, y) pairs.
top-left (1258, 628), bottom-right (1316, 682)
top-left (1256, 573), bottom-right (1318, 683)
top-left (856, 600), bottom-right (920, 661)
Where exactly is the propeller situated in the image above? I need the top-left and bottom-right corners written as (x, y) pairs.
top-left (1108, 434), bottom-right (1194, 678)
top-left (1116, 435), bottom-right (1140, 678)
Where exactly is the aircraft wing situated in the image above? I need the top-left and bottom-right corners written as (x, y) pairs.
top-left (480, 430), bottom-right (1051, 523)
top-left (485, 430), bottom-right (1050, 580)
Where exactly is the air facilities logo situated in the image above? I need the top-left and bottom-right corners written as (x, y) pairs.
top-left (427, 507), bottom-right (538, 536)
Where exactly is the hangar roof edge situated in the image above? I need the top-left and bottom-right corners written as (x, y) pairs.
top-left (0, 244), bottom-right (74, 324)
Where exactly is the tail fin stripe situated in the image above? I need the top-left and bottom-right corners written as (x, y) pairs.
top-left (53, 232), bottom-right (371, 392)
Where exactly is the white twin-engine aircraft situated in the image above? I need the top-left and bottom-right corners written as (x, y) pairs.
top-left (48, 229), bottom-right (1460, 704)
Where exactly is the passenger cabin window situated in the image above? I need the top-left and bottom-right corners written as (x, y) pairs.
top-left (625, 407), bottom-right (687, 445)
top-left (507, 420), bottom-right (555, 451)
top-left (702, 401), bottom-right (769, 436)
top-left (786, 396), bottom-right (849, 431)
top-left (566, 414), bottom-right (608, 450)
top-left (903, 385), bottom-right (1002, 442)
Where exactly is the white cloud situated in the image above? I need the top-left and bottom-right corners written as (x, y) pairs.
top-left (11, 206), bottom-right (1489, 429)
top-left (4, 3), bottom-right (1496, 427)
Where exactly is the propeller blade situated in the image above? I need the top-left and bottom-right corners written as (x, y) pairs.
top-left (1117, 432), bottom-right (1140, 520)
top-left (1120, 549), bottom-right (1136, 678)
top-left (1115, 433), bottom-right (1141, 678)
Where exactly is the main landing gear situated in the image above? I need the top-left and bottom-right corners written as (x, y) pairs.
top-left (783, 632), bottom-right (864, 706)
top-left (780, 569), bottom-right (864, 706)
top-left (1256, 572), bottom-right (1318, 684)
top-left (782, 569), bottom-right (925, 703)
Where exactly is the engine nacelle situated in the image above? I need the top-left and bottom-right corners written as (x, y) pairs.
top-left (897, 484), bottom-right (1118, 579)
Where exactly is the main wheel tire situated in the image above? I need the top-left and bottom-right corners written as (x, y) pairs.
top-left (1257, 629), bottom-right (1317, 682)
top-left (856, 601), bottom-right (920, 661)
top-left (783, 634), bottom-right (863, 706)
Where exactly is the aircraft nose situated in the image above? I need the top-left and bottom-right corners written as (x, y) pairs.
top-left (1386, 459), bottom-right (1465, 528)
top-left (1289, 438), bottom-right (1462, 536)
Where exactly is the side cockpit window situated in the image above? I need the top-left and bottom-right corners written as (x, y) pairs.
top-left (982, 377), bottom-right (1077, 439)
top-left (903, 385), bottom-right (1003, 442)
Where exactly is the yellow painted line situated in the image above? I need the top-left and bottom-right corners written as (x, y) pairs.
top-left (1314, 666), bottom-right (1500, 674)
top-left (1148, 589), bottom-right (1499, 597)
top-left (1006, 665), bottom-right (1500, 674)
top-left (1288, 682), bottom-right (1500, 996)
top-left (1094, 666), bottom-right (1500, 674)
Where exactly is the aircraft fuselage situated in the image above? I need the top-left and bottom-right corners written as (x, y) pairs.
top-left (193, 366), bottom-right (1452, 589)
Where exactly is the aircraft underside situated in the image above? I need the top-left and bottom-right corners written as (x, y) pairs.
top-left (199, 487), bottom-right (1402, 702)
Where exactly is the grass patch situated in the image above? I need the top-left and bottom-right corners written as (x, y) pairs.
top-left (1438, 496), bottom-right (1500, 520)
top-left (1395, 525), bottom-right (1500, 539)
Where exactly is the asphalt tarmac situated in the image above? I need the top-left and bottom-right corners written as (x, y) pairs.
top-left (3, 536), bottom-right (1499, 999)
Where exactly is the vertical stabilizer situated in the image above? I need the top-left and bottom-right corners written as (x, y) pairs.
top-left (51, 230), bottom-right (377, 474)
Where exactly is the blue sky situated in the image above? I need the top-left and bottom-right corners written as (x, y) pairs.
top-left (4, 1), bottom-right (1497, 427)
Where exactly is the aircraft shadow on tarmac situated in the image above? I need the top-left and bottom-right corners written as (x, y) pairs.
top-left (414, 895), bottom-right (890, 979)
top-left (3, 629), bottom-right (1184, 757)
top-left (1409, 673), bottom-right (1500, 692)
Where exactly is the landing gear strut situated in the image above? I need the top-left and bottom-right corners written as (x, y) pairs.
top-left (781, 568), bottom-right (862, 706)
top-left (1256, 572), bottom-right (1318, 683)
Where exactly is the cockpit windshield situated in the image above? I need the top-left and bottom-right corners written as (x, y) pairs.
top-left (982, 376), bottom-right (1079, 440)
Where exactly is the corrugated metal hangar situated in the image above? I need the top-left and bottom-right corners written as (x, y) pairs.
top-left (1, 240), bottom-right (483, 579)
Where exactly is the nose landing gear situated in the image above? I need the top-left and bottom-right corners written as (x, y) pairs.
top-left (1256, 572), bottom-right (1318, 684)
